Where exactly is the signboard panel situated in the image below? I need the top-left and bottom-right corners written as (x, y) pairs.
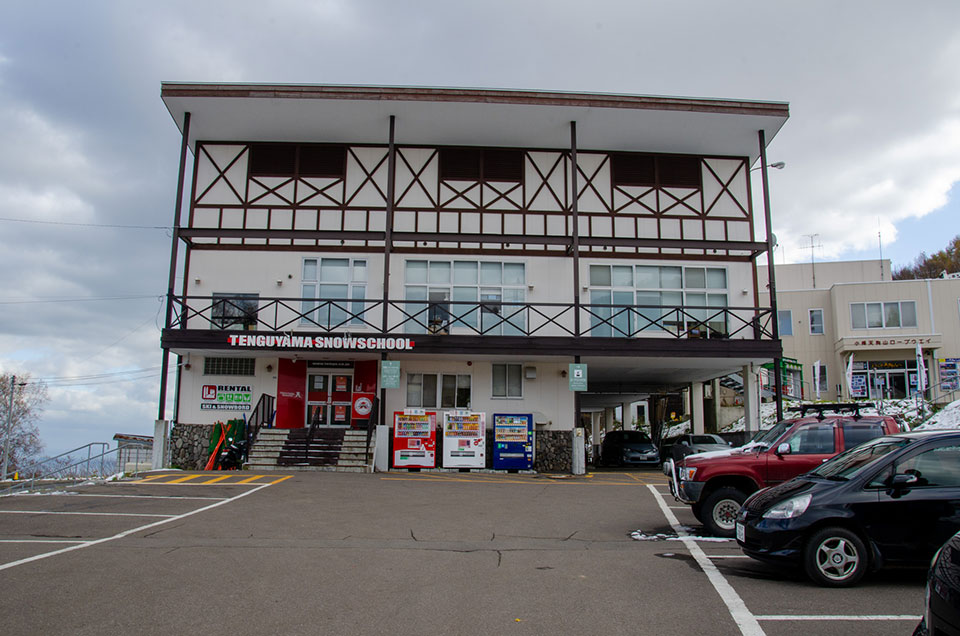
top-left (568, 364), bottom-right (588, 391)
top-left (381, 361), bottom-right (401, 389)
top-left (442, 411), bottom-right (486, 468)
top-left (392, 411), bottom-right (437, 468)
top-left (493, 413), bottom-right (533, 470)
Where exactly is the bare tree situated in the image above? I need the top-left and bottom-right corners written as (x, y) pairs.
top-left (1, 372), bottom-right (47, 477)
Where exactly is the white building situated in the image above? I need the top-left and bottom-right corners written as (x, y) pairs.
top-left (158, 84), bottom-right (789, 470)
top-left (760, 260), bottom-right (960, 405)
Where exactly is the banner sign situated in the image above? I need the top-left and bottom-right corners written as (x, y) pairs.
top-left (940, 359), bottom-right (960, 391)
top-left (380, 360), bottom-right (401, 389)
top-left (227, 334), bottom-right (415, 351)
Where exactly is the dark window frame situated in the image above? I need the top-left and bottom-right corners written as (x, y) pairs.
top-left (439, 148), bottom-right (524, 183)
top-left (248, 143), bottom-right (346, 179)
top-left (611, 153), bottom-right (702, 189)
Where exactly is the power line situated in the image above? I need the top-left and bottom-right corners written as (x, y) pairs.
top-left (0, 216), bottom-right (169, 230)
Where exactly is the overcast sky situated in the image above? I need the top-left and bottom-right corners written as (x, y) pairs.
top-left (1, 1), bottom-right (958, 456)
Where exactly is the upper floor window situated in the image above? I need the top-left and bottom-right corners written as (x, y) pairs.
top-left (211, 293), bottom-right (259, 330)
top-left (439, 148), bottom-right (524, 182)
top-left (611, 153), bottom-right (701, 189)
top-left (850, 301), bottom-right (917, 330)
top-left (405, 260), bottom-right (525, 335)
top-left (778, 310), bottom-right (793, 336)
top-left (406, 373), bottom-right (471, 409)
top-left (301, 258), bottom-right (367, 327)
top-left (809, 309), bottom-right (825, 335)
top-left (248, 143), bottom-right (346, 178)
top-left (589, 264), bottom-right (727, 336)
top-left (492, 363), bottom-right (523, 398)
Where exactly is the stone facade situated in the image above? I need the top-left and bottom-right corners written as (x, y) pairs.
top-left (170, 423), bottom-right (211, 470)
top-left (535, 430), bottom-right (573, 473)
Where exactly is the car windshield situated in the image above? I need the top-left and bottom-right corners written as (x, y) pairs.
top-left (621, 431), bottom-right (652, 444)
top-left (810, 436), bottom-right (913, 480)
top-left (750, 420), bottom-right (794, 447)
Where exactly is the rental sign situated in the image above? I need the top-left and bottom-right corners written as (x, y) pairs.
top-left (226, 334), bottom-right (415, 351)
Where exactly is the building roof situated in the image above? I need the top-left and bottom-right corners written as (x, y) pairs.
top-left (161, 83), bottom-right (789, 161)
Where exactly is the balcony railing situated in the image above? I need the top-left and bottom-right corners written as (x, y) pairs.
top-left (169, 295), bottom-right (775, 340)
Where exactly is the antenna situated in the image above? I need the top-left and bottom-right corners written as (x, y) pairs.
top-left (877, 219), bottom-right (884, 280)
top-left (802, 233), bottom-right (823, 287)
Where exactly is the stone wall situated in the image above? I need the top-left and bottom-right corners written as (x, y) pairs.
top-left (535, 429), bottom-right (573, 473)
top-left (170, 423), bottom-right (212, 470)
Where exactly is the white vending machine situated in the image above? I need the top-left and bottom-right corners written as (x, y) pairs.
top-left (442, 411), bottom-right (486, 468)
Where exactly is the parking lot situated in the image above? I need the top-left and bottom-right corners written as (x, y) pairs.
top-left (0, 469), bottom-right (925, 635)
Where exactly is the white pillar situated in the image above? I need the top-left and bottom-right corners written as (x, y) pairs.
top-left (152, 420), bottom-right (169, 470)
top-left (572, 428), bottom-right (586, 475)
top-left (743, 365), bottom-right (760, 433)
top-left (711, 379), bottom-right (721, 433)
top-left (374, 424), bottom-right (390, 472)
top-left (591, 411), bottom-right (601, 456)
top-left (621, 401), bottom-right (634, 429)
top-left (604, 407), bottom-right (616, 432)
top-left (691, 383), bottom-right (705, 435)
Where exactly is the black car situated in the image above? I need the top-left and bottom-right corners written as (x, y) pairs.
top-left (599, 430), bottom-right (660, 467)
top-left (736, 430), bottom-right (960, 586)
top-left (914, 530), bottom-right (960, 636)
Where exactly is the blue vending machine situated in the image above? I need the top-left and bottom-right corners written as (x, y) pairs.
top-left (493, 413), bottom-right (533, 470)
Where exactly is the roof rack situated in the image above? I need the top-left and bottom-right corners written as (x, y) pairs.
top-left (786, 403), bottom-right (875, 420)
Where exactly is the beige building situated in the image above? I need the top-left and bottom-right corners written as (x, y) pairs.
top-left (760, 260), bottom-right (960, 404)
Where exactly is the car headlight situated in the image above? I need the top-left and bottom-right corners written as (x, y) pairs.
top-left (761, 493), bottom-right (812, 519)
top-left (679, 467), bottom-right (697, 481)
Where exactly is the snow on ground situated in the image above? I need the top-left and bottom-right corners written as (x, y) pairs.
top-left (916, 399), bottom-right (960, 430)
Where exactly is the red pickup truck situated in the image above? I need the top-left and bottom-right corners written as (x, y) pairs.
top-left (665, 404), bottom-right (904, 537)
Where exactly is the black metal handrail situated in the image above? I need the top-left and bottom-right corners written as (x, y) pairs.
top-left (168, 295), bottom-right (775, 340)
top-left (244, 393), bottom-right (276, 462)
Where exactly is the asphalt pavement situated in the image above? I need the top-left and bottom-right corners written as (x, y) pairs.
top-left (0, 470), bottom-right (926, 635)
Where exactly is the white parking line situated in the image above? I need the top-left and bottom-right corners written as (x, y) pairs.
top-left (0, 540), bottom-right (86, 544)
top-left (756, 615), bottom-right (920, 621)
top-left (26, 494), bottom-right (229, 501)
top-left (648, 484), bottom-right (765, 636)
top-left (0, 510), bottom-right (175, 518)
top-left (705, 555), bottom-right (751, 559)
top-left (0, 481), bottom-right (274, 572)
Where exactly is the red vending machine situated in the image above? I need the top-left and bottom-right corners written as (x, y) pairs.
top-left (392, 410), bottom-right (437, 468)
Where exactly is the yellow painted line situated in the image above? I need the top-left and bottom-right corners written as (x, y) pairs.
top-left (199, 475), bottom-right (233, 485)
top-left (267, 475), bottom-right (293, 484)
top-left (133, 474), bottom-right (169, 482)
top-left (233, 475), bottom-right (265, 484)
top-left (164, 475), bottom-right (204, 484)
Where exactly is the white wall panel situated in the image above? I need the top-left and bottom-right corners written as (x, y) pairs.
top-left (345, 147), bottom-right (388, 207)
top-left (294, 209), bottom-right (317, 230)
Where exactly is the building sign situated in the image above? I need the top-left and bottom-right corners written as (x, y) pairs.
top-left (227, 334), bottom-right (415, 351)
top-left (850, 375), bottom-right (868, 398)
top-left (442, 411), bottom-right (486, 469)
top-left (848, 337), bottom-right (935, 348)
top-left (568, 364), bottom-right (588, 391)
top-left (200, 384), bottom-right (252, 411)
top-left (380, 360), bottom-right (401, 389)
top-left (940, 358), bottom-right (960, 391)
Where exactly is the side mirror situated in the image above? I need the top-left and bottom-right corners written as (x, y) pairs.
top-left (776, 443), bottom-right (791, 456)
top-left (680, 440), bottom-right (689, 447)
top-left (891, 473), bottom-right (918, 488)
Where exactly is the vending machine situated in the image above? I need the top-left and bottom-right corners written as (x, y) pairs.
top-left (392, 410), bottom-right (437, 468)
top-left (493, 413), bottom-right (533, 470)
top-left (442, 411), bottom-right (486, 468)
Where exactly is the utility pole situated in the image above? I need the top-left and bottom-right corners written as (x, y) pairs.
top-left (2, 375), bottom-right (14, 481)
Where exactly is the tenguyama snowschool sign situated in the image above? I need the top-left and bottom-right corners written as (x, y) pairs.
top-left (226, 334), bottom-right (415, 351)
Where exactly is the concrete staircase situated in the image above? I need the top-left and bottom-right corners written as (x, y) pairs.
top-left (245, 428), bottom-right (374, 473)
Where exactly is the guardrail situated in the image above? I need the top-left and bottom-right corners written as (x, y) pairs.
top-left (0, 443), bottom-right (133, 496)
top-left (168, 295), bottom-right (775, 340)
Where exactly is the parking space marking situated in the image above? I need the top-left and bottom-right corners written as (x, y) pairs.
top-left (0, 510), bottom-right (175, 518)
top-left (648, 484), bottom-right (765, 636)
top-left (0, 540), bottom-right (86, 544)
top-left (0, 481), bottom-right (276, 573)
top-left (127, 474), bottom-right (292, 486)
top-left (198, 475), bottom-right (233, 485)
top-left (233, 475), bottom-right (267, 484)
top-left (164, 475), bottom-right (204, 484)
top-left (755, 615), bottom-right (920, 621)
top-left (704, 555), bottom-right (752, 559)
top-left (22, 493), bottom-right (229, 501)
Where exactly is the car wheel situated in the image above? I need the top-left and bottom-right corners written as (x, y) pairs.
top-left (803, 527), bottom-right (868, 587)
top-left (702, 487), bottom-right (746, 537)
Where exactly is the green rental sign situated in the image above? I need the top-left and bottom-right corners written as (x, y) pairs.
top-left (568, 363), bottom-right (588, 391)
top-left (380, 360), bottom-right (401, 389)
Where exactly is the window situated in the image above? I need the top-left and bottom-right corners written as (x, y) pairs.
top-left (406, 373), bottom-right (471, 408)
top-left (777, 310), bottom-right (793, 336)
top-left (405, 260), bottom-right (525, 335)
top-left (590, 264), bottom-right (727, 336)
top-left (894, 445), bottom-right (960, 487)
top-left (783, 424), bottom-right (835, 454)
top-left (492, 364), bottom-right (523, 398)
top-left (211, 293), bottom-right (259, 330)
top-left (203, 357), bottom-right (256, 376)
top-left (611, 153), bottom-right (701, 188)
top-left (809, 309), bottom-right (824, 335)
top-left (301, 258), bottom-right (367, 327)
top-left (439, 148), bottom-right (524, 182)
top-left (850, 301), bottom-right (917, 329)
top-left (248, 143), bottom-right (345, 178)
top-left (841, 421), bottom-right (885, 451)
